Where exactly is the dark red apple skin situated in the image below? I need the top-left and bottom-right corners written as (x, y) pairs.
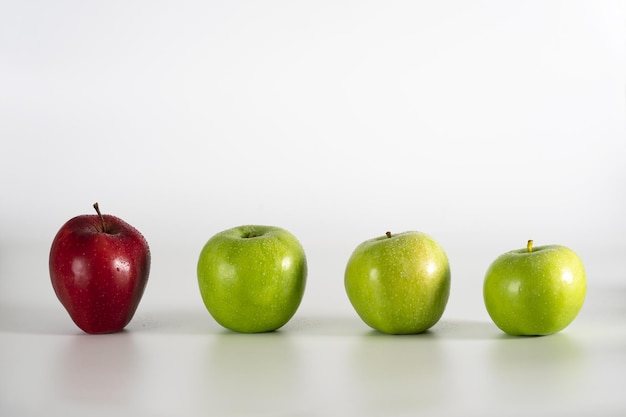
top-left (49, 213), bottom-right (151, 334)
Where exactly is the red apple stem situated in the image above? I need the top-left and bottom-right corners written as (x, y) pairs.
top-left (527, 239), bottom-right (533, 253)
top-left (93, 202), bottom-right (107, 233)
top-left (386, 231), bottom-right (392, 238)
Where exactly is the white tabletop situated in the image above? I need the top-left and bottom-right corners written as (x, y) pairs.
top-left (1, 245), bottom-right (624, 417)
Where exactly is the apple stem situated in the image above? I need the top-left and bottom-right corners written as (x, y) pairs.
top-left (93, 202), bottom-right (107, 233)
top-left (386, 231), bottom-right (392, 238)
top-left (527, 239), bottom-right (533, 253)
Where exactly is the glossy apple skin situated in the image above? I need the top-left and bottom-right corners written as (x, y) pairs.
top-left (344, 231), bottom-right (451, 335)
top-left (197, 225), bottom-right (307, 333)
top-left (49, 213), bottom-right (151, 334)
top-left (483, 244), bottom-right (586, 336)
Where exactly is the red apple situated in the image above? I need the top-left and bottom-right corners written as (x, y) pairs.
top-left (49, 203), bottom-right (151, 334)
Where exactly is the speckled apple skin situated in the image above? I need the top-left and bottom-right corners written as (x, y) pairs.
top-left (483, 244), bottom-right (586, 336)
top-left (344, 231), bottom-right (451, 335)
top-left (49, 214), bottom-right (151, 334)
top-left (197, 225), bottom-right (307, 333)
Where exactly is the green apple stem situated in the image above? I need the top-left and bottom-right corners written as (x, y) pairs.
top-left (386, 231), bottom-right (392, 238)
top-left (527, 240), bottom-right (533, 253)
top-left (93, 202), bottom-right (107, 233)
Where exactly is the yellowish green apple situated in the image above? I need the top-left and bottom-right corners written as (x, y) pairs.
top-left (344, 231), bottom-right (451, 334)
top-left (483, 240), bottom-right (586, 336)
top-left (197, 225), bottom-right (307, 333)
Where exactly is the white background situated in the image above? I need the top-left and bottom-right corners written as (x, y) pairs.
top-left (1, 1), bottom-right (625, 416)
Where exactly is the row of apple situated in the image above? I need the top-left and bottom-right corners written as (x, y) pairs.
top-left (49, 204), bottom-right (587, 336)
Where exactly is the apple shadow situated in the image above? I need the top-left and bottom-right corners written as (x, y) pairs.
top-left (125, 307), bottom-right (220, 335)
top-left (319, 318), bottom-right (502, 340)
top-left (281, 314), bottom-right (367, 337)
top-left (127, 307), bottom-right (305, 336)
top-left (284, 315), bottom-right (502, 340)
top-left (52, 332), bottom-right (140, 407)
top-left (195, 330), bottom-right (306, 415)
top-left (0, 303), bottom-right (505, 339)
top-left (128, 309), bottom-right (371, 337)
top-left (346, 324), bottom-right (451, 415)
top-left (483, 331), bottom-right (588, 407)
top-left (0, 304), bottom-right (81, 336)
top-left (428, 318), bottom-right (503, 340)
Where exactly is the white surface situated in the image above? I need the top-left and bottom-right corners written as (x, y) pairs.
top-left (1, 247), bottom-right (626, 417)
top-left (1, 1), bottom-right (625, 416)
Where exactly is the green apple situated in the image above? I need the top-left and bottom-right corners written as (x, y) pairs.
top-left (483, 240), bottom-right (586, 336)
top-left (197, 225), bottom-right (307, 333)
top-left (344, 231), bottom-right (451, 335)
